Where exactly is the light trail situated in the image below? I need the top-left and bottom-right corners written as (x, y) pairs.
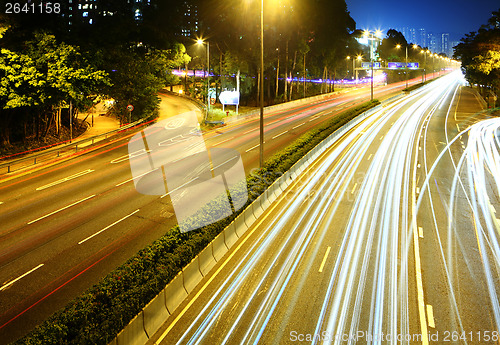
top-left (160, 71), bottom-right (495, 345)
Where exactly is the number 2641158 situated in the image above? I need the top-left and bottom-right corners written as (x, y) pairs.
top-left (5, 2), bottom-right (61, 14)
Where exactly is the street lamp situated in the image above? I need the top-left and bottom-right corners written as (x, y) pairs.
top-left (197, 39), bottom-right (210, 121)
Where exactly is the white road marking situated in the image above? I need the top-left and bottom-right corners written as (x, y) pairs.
top-left (243, 129), bottom-right (255, 135)
top-left (0, 264), bottom-right (44, 292)
top-left (245, 143), bottom-right (260, 153)
top-left (211, 156), bottom-right (238, 172)
top-left (116, 170), bottom-right (154, 187)
top-left (272, 130), bottom-right (288, 140)
top-left (380, 135), bottom-right (384, 140)
top-left (213, 137), bottom-right (234, 146)
top-left (367, 154), bottom-right (373, 161)
top-left (78, 209), bottom-right (140, 245)
top-left (36, 169), bottom-right (95, 191)
top-left (292, 123), bottom-right (305, 129)
top-left (28, 195), bottom-right (96, 225)
top-left (416, 187), bottom-right (420, 195)
top-left (111, 149), bottom-right (149, 164)
top-left (318, 246), bottom-right (331, 273)
top-left (426, 304), bottom-right (436, 328)
top-left (351, 183), bottom-right (358, 195)
top-left (456, 123), bottom-right (460, 132)
top-left (418, 226), bottom-right (424, 239)
top-left (161, 177), bottom-right (199, 198)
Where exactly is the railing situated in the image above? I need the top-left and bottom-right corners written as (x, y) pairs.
top-left (0, 119), bottom-right (146, 174)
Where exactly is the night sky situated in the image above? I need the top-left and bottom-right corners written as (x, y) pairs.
top-left (347, 0), bottom-right (499, 39)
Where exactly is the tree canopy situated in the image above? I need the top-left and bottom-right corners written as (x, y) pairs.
top-left (454, 8), bottom-right (500, 96)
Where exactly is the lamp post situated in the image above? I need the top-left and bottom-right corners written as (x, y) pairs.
top-left (432, 53), bottom-right (436, 79)
top-left (420, 50), bottom-right (427, 82)
top-left (364, 30), bottom-right (382, 101)
top-left (396, 44), bottom-right (408, 88)
top-left (197, 39), bottom-right (210, 121)
top-left (259, 0), bottom-right (264, 169)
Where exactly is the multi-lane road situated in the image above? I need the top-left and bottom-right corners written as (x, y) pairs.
top-left (0, 75), bottom-right (431, 343)
top-left (148, 71), bottom-right (500, 344)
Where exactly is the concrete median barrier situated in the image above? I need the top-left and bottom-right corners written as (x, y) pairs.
top-left (244, 207), bottom-right (257, 228)
top-left (266, 185), bottom-right (277, 204)
top-left (198, 243), bottom-right (217, 276)
top-left (252, 195), bottom-right (264, 219)
top-left (212, 232), bottom-right (228, 261)
top-left (261, 190), bottom-right (272, 210)
top-left (164, 272), bottom-right (187, 314)
top-left (233, 212), bottom-right (248, 238)
top-left (272, 181), bottom-right (282, 199)
top-left (143, 290), bottom-right (170, 338)
top-left (182, 256), bottom-right (203, 293)
top-left (115, 313), bottom-right (148, 345)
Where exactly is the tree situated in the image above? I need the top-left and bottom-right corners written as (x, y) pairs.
top-left (0, 49), bottom-right (43, 146)
top-left (454, 8), bottom-right (500, 99)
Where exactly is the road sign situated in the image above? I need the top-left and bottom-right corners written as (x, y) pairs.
top-left (219, 91), bottom-right (240, 105)
top-left (127, 104), bottom-right (134, 111)
top-left (361, 62), bottom-right (381, 69)
top-left (407, 62), bottom-right (420, 69)
top-left (388, 62), bottom-right (406, 69)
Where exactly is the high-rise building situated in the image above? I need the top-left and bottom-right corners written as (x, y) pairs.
top-left (408, 28), bottom-right (417, 44)
top-left (179, 1), bottom-right (199, 38)
top-left (441, 33), bottom-right (450, 56)
top-left (419, 28), bottom-right (426, 47)
top-left (427, 33), bottom-right (437, 52)
top-left (67, 0), bottom-right (152, 26)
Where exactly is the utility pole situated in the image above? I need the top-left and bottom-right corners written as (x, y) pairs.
top-left (259, 0), bottom-right (264, 169)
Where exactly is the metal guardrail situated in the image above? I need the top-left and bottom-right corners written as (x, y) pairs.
top-left (0, 119), bottom-right (146, 174)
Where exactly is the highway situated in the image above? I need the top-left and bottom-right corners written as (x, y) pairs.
top-left (0, 75), bottom-right (429, 343)
top-left (148, 71), bottom-right (500, 344)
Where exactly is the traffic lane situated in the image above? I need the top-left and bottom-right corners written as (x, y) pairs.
top-left (0, 143), bottom-right (142, 251)
top-left (415, 81), bottom-right (498, 340)
top-left (158, 93), bottom-right (201, 120)
top-left (0, 76), bottom-right (442, 342)
top-left (0, 187), bottom-right (177, 344)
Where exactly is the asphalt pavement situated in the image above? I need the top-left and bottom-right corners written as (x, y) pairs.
top-left (0, 73), bottom-right (447, 343)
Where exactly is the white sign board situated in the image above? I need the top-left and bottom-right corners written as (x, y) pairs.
top-left (219, 91), bottom-right (240, 105)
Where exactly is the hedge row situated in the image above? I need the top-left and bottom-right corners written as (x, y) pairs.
top-left (15, 99), bottom-right (380, 345)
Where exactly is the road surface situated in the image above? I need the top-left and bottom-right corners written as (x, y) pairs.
top-left (148, 71), bottom-right (500, 344)
top-left (0, 74), bottom-right (446, 343)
